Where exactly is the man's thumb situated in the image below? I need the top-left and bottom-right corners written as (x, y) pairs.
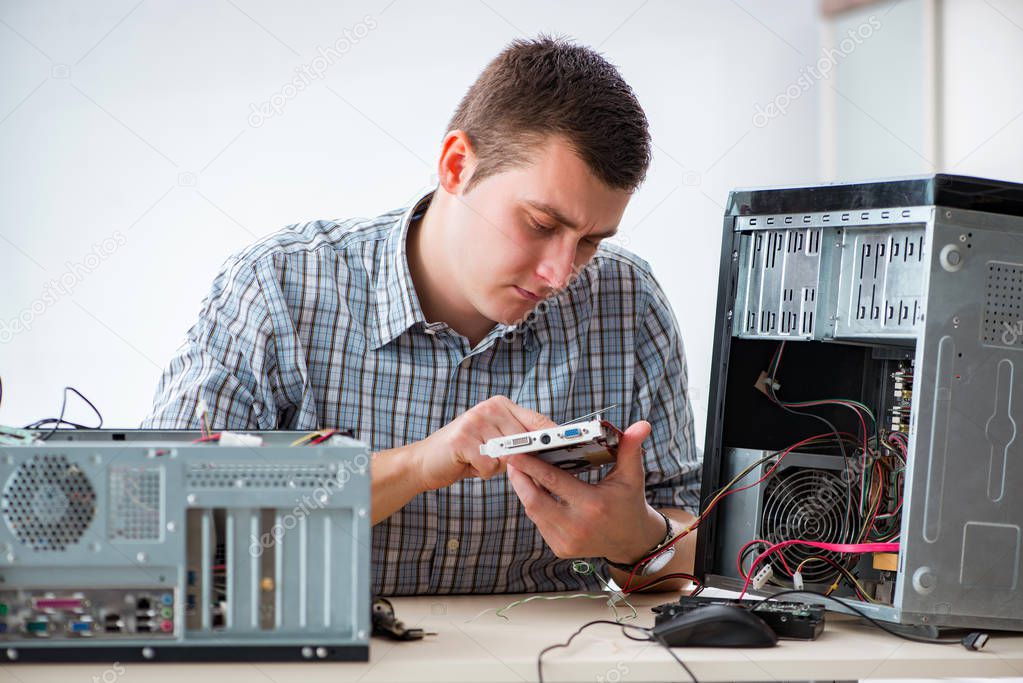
top-left (608, 420), bottom-right (651, 481)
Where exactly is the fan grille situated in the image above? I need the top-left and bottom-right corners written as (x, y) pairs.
top-left (3, 454), bottom-right (96, 551)
top-left (761, 467), bottom-right (859, 584)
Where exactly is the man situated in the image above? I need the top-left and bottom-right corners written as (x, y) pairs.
top-left (143, 36), bottom-right (702, 595)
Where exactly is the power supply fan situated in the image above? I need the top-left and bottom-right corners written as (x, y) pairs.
top-left (760, 466), bottom-right (860, 584)
top-left (2, 454), bottom-right (97, 551)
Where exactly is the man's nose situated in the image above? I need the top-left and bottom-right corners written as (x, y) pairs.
top-left (536, 238), bottom-right (577, 291)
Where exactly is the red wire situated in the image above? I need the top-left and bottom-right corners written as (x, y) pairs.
top-left (621, 431), bottom-right (837, 592)
top-left (738, 540), bottom-right (899, 598)
top-left (309, 429), bottom-right (339, 445)
top-left (626, 572), bottom-right (701, 593)
top-left (864, 460), bottom-right (885, 533)
top-left (737, 538), bottom-right (794, 579)
top-left (783, 399), bottom-right (869, 461)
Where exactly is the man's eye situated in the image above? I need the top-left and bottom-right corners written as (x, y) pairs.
top-left (530, 218), bottom-right (555, 234)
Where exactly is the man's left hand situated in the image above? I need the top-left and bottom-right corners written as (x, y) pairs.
top-left (505, 420), bottom-right (666, 564)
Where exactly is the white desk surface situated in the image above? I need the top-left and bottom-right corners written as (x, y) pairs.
top-left (7, 590), bottom-right (1023, 682)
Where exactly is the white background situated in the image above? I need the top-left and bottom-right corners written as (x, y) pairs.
top-left (1, 0), bottom-right (1020, 448)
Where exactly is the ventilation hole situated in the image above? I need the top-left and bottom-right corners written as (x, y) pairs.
top-left (3, 454), bottom-right (96, 551)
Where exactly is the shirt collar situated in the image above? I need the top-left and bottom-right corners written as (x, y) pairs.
top-left (370, 191), bottom-right (433, 350)
top-left (369, 190), bottom-right (541, 352)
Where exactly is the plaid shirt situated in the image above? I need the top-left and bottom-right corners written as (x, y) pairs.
top-left (142, 191), bottom-right (701, 595)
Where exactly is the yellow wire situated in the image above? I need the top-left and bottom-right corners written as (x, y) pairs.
top-left (290, 429), bottom-right (331, 446)
top-left (795, 556), bottom-right (881, 604)
top-left (472, 561), bottom-right (640, 623)
top-left (493, 593), bottom-right (614, 620)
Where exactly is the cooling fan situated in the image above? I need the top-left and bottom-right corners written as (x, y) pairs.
top-left (2, 454), bottom-right (97, 551)
top-left (760, 465), bottom-right (861, 584)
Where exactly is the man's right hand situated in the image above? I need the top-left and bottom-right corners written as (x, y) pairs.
top-left (412, 395), bottom-right (556, 492)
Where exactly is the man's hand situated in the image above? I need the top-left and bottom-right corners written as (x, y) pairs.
top-left (505, 420), bottom-right (667, 564)
top-left (413, 395), bottom-right (556, 492)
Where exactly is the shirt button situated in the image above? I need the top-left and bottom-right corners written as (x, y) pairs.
top-left (446, 538), bottom-right (459, 552)
top-left (460, 358), bottom-right (471, 369)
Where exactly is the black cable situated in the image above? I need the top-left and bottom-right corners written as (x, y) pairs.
top-left (29, 386), bottom-right (104, 441)
top-left (751, 589), bottom-right (966, 645)
top-left (622, 629), bottom-right (650, 642)
top-left (652, 634), bottom-right (699, 683)
top-left (765, 342), bottom-right (858, 545)
top-left (26, 418), bottom-right (94, 430)
top-left (537, 619), bottom-right (698, 683)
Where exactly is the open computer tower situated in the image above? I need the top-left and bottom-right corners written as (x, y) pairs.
top-left (695, 174), bottom-right (1023, 631)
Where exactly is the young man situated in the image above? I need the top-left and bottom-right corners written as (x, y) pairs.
top-left (143, 36), bottom-right (702, 595)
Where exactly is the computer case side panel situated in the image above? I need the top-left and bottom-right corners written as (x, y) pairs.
top-left (897, 207), bottom-right (1023, 629)
top-left (694, 210), bottom-right (743, 582)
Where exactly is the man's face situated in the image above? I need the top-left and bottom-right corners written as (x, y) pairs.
top-left (444, 137), bottom-right (632, 328)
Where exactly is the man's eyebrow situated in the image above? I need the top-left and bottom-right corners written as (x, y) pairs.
top-left (524, 200), bottom-right (618, 238)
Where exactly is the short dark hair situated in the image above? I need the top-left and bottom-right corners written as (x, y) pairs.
top-left (447, 35), bottom-right (651, 193)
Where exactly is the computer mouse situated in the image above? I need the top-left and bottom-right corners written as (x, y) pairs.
top-left (651, 604), bottom-right (778, 648)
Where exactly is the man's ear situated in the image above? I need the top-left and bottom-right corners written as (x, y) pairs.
top-left (437, 130), bottom-right (477, 195)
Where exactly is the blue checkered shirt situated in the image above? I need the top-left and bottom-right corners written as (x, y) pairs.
top-left (142, 192), bottom-right (702, 595)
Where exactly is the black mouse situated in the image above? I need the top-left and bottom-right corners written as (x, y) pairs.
top-left (651, 604), bottom-right (778, 648)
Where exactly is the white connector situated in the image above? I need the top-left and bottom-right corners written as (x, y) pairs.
top-left (218, 432), bottom-right (264, 448)
top-left (606, 590), bottom-right (626, 607)
top-left (792, 571), bottom-right (804, 591)
top-left (752, 564), bottom-right (774, 590)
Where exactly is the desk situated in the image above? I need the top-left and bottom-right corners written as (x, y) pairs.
top-left (8, 591), bottom-right (1023, 682)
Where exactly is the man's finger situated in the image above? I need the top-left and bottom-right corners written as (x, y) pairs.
top-left (506, 463), bottom-right (558, 517)
top-left (494, 397), bottom-right (557, 432)
top-left (465, 450), bottom-right (505, 479)
top-left (506, 452), bottom-right (589, 501)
